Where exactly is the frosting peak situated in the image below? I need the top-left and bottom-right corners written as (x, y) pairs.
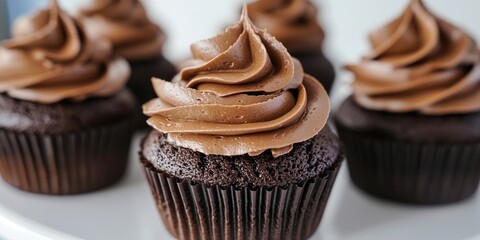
top-left (247, 0), bottom-right (324, 53)
top-left (348, 0), bottom-right (480, 115)
top-left (80, 0), bottom-right (165, 61)
top-left (143, 6), bottom-right (330, 157)
top-left (0, 0), bottom-right (128, 104)
top-left (181, 10), bottom-right (303, 97)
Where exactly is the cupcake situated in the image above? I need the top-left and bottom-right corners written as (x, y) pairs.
top-left (335, 0), bottom-right (480, 204)
top-left (140, 5), bottom-right (343, 240)
top-left (0, 0), bottom-right (136, 195)
top-left (79, 0), bottom-right (177, 127)
top-left (247, 0), bottom-right (335, 93)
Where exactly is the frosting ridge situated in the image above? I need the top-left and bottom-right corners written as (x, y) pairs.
top-left (80, 0), bottom-right (165, 61)
top-left (348, 0), bottom-right (480, 115)
top-left (143, 6), bottom-right (330, 157)
top-left (0, 0), bottom-right (128, 104)
top-left (247, 0), bottom-right (324, 53)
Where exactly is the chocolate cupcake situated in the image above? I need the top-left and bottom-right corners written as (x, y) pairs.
top-left (335, 0), bottom-right (480, 204)
top-left (79, 0), bottom-right (177, 128)
top-left (140, 6), bottom-right (343, 240)
top-left (0, 0), bottom-right (136, 195)
top-left (247, 0), bottom-right (335, 93)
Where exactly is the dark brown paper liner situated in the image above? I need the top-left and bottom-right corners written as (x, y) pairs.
top-left (140, 157), bottom-right (341, 240)
top-left (0, 121), bottom-right (133, 195)
top-left (337, 126), bottom-right (480, 204)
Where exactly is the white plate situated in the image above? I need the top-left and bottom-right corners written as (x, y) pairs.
top-left (0, 133), bottom-right (479, 240)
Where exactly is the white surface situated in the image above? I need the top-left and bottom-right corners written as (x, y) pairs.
top-left (0, 133), bottom-right (479, 240)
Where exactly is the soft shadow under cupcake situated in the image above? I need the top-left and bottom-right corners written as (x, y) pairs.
top-left (324, 169), bottom-right (480, 239)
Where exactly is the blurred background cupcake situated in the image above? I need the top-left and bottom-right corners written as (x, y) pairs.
top-left (1, 0), bottom-right (50, 41)
top-left (335, 0), bottom-right (480, 204)
top-left (79, 0), bottom-right (177, 128)
top-left (0, 0), bottom-right (136, 194)
top-left (247, 0), bottom-right (336, 93)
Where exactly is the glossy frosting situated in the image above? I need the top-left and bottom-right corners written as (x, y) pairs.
top-left (0, 0), bottom-right (128, 104)
top-left (348, 0), bottom-right (480, 115)
top-left (247, 0), bottom-right (324, 53)
top-left (143, 6), bottom-right (330, 157)
top-left (80, 0), bottom-right (165, 61)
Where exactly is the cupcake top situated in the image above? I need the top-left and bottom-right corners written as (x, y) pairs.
top-left (80, 0), bottom-right (165, 61)
top-left (348, 0), bottom-right (480, 115)
top-left (247, 0), bottom-right (325, 53)
top-left (143, 6), bottom-right (330, 157)
top-left (0, 0), bottom-right (129, 104)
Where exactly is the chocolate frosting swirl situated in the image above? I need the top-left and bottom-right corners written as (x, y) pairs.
top-left (247, 0), bottom-right (324, 53)
top-left (143, 6), bottom-right (330, 157)
top-left (80, 0), bottom-right (165, 61)
top-left (348, 0), bottom-right (480, 115)
top-left (0, 0), bottom-right (128, 104)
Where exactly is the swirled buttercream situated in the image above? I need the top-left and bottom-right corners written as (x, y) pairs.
top-left (247, 0), bottom-right (324, 53)
top-left (348, 0), bottom-right (480, 115)
top-left (80, 0), bottom-right (165, 61)
top-left (143, 6), bottom-right (329, 157)
top-left (0, 0), bottom-right (128, 104)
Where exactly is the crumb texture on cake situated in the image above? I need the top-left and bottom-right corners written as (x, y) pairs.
top-left (141, 126), bottom-right (341, 188)
top-left (335, 97), bottom-right (480, 142)
top-left (0, 90), bottom-right (136, 134)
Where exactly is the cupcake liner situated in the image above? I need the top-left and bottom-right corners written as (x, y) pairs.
top-left (0, 120), bottom-right (133, 195)
top-left (337, 126), bottom-right (480, 204)
top-left (141, 156), bottom-right (341, 240)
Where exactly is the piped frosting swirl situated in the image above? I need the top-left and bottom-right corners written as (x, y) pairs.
top-left (247, 0), bottom-right (324, 53)
top-left (0, 0), bottom-right (128, 104)
top-left (348, 0), bottom-right (480, 115)
top-left (80, 0), bottom-right (165, 61)
top-left (143, 6), bottom-right (329, 157)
